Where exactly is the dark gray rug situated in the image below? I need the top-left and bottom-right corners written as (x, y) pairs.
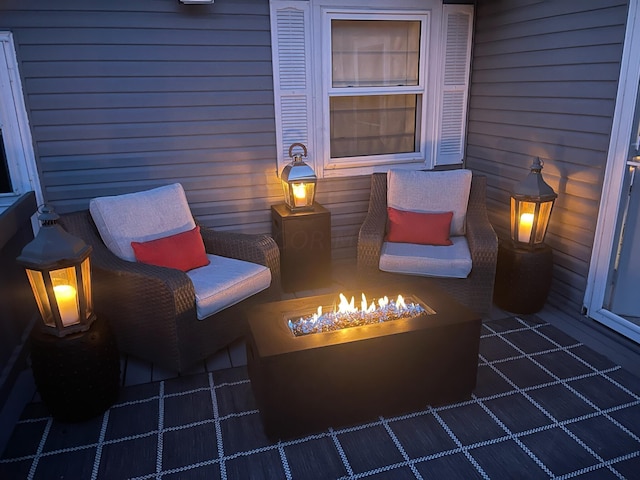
top-left (2, 315), bottom-right (640, 479)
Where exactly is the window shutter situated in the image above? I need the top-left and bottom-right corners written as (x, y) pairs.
top-left (436, 4), bottom-right (473, 166)
top-left (269, 1), bottom-right (314, 175)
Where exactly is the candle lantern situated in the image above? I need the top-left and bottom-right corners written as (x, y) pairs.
top-left (17, 205), bottom-right (95, 337)
top-left (510, 158), bottom-right (557, 250)
top-left (280, 143), bottom-right (317, 212)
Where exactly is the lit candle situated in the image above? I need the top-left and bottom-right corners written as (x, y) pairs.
top-left (518, 213), bottom-right (535, 243)
top-left (53, 284), bottom-right (80, 326)
top-left (292, 183), bottom-right (307, 207)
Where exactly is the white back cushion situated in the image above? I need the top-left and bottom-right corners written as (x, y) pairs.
top-left (387, 169), bottom-right (472, 236)
top-left (89, 183), bottom-right (195, 262)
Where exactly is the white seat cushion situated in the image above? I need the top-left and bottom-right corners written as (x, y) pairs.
top-left (187, 254), bottom-right (272, 320)
top-left (89, 183), bottom-right (195, 262)
top-left (387, 169), bottom-right (472, 236)
top-left (379, 236), bottom-right (472, 278)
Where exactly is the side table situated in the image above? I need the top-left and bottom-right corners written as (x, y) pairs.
top-left (271, 202), bottom-right (332, 292)
top-left (29, 317), bottom-right (120, 422)
top-left (493, 240), bottom-right (553, 314)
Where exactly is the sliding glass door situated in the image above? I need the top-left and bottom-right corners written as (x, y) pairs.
top-left (605, 118), bottom-right (640, 325)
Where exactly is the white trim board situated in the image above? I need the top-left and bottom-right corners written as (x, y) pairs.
top-left (0, 32), bottom-right (42, 214)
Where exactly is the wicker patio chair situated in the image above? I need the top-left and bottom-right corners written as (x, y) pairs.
top-left (59, 210), bottom-right (281, 373)
top-left (357, 172), bottom-right (498, 314)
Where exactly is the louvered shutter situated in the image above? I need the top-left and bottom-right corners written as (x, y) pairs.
top-left (269, 1), bottom-right (314, 175)
top-left (436, 4), bottom-right (473, 166)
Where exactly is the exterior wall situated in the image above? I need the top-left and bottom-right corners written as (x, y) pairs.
top-left (0, 0), bottom-right (632, 274)
top-left (466, 0), bottom-right (629, 314)
top-left (0, 0), bottom-right (369, 260)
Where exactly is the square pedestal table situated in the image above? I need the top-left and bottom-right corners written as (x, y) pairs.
top-left (246, 281), bottom-right (481, 440)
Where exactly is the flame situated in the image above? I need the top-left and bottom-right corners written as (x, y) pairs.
top-left (287, 291), bottom-right (432, 337)
top-left (336, 292), bottom-right (394, 315)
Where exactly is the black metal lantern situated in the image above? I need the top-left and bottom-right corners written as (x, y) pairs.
top-left (510, 158), bottom-right (557, 250)
top-left (280, 143), bottom-right (317, 212)
top-left (16, 205), bottom-right (95, 337)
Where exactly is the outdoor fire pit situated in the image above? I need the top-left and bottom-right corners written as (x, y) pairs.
top-left (247, 281), bottom-right (481, 440)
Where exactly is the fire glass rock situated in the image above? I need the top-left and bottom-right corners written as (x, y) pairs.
top-left (287, 293), bottom-right (433, 336)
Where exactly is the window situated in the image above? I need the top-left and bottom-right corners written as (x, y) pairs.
top-left (328, 17), bottom-right (425, 164)
top-left (270, 1), bottom-right (472, 178)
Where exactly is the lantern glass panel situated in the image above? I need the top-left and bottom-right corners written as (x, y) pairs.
top-left (81, 257), bottom-right (93, 317)
top-left (50, 266), bottom-right (81, 327)
top-left (511, 199), bottom-right (537, 243)
top-left (292, 182), bottom-right (314, 208)
top-left (534, 201), bottom-right (553, 244)
top-left (25, 269), bottom-right (54, 326)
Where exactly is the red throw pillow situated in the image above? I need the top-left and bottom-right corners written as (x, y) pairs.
top-left (386, 208), bottom-right (454, 246)
top-left (131, 226), bottom-right (210, 271)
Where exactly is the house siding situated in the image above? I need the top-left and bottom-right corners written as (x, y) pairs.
top-left (466, 0), bottom-right (629, 314)
top-left (0, 0), bottom-right (368, 260)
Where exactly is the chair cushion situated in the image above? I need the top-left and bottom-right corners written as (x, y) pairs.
top-left (187, 254), bottom-right (272, 320)
top-left (131, 226), bottom-right (210, 272)
top-left (386, 208), bottom-right (453, 246)
top-left (379, 236), bottom-right (472, 278)
top-left (387, 169), bottom-right (472, 236)
top-left (90, 183), bottom-right (195, 262)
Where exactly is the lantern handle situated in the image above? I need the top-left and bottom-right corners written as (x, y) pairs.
top-left (288, 143), bottom-right (308, 160)
top-left (36, 203), bottom-right (60, 225)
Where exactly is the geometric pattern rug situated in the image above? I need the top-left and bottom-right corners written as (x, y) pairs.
top-left (1, 315), bottom-right (640, 479)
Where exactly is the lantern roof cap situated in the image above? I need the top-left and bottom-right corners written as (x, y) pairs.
top-left (281, 143), bottom-right (317, 183)
top-left (17, 205), bottom-right (92, 269)
top-left (281, 160), bottom-right (317, 183)
top-left (512, 158), bottom-right (557, 201)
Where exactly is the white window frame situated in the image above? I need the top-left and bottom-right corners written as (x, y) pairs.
top-left (321, 11), bottom-right (431, 173)
top-left (270, 0), bottom-right (473, 179)
top-left (0, 32), bottom-right (42, 213)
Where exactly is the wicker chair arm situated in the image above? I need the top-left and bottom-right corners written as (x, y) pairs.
top-left (357, 172), bottom-right (388, 275)
top-left (357, 213), bottom-right (386, 271)
top-left (465, 176), bottom-right (498, 279)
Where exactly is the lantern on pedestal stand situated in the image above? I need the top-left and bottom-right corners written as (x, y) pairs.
top-left (17, 205), bottom-right (120, 422)
top-left (280, 143), bottom-right (317, 212)
top-left (494, 158), bottom-right (557, 314)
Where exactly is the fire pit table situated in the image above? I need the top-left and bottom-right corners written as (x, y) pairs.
top-left (246, 281), bottom-right (481, 440)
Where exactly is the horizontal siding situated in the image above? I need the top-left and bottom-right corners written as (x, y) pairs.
top-left (0, 0), bottom-right (369, 258)
top-left (0, 0), bottom-right (284, 235)
top-left (316, 175), bottom-right (372, 260)
top-left (466, 0), bottom-right (629, 315)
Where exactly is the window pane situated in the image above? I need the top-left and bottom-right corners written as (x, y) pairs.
top-left (332, 20), bottom-right (420, 88)
top-left (0, 130), bottom-right (12, 194)
top-left (330, 95), bottom-right (420, 158)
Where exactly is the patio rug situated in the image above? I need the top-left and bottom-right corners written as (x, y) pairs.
top-left (2, 315), bottom-right (640, 479)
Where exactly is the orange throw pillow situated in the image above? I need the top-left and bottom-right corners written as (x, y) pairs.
top-left (131, 226), bottom-right (210, 271)
top-left (386, 208), bottom-right (454, 246)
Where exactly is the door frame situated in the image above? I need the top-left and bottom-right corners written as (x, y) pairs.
top-left (584, 0), bottom-right (640, 343)
top-left (0, 31), bottom-right (42, 213)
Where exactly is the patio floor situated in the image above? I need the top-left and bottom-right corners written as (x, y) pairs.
top-left (1, 259), bottom-right (640, 478)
